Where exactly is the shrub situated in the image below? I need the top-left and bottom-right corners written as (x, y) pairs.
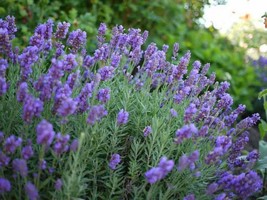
top-left (0, 16), bottom-right (263, 199)
top-left (1, 1), bottom-right (259, 112)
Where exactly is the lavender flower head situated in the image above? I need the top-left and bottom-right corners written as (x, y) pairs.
top-left (17, 82), bottom-right (28, 102)
top-left (98, 66), bottom-right (115, 81)
top-left (117, 109), bottom-right (129, 125)
top-left (70, 139), bottom-right (79, 152)
top-left (67, 29), bottom-right (87, 53)
top-left (12, 159), bottom-right (28, 177)
top-left (36, 120), bottom-right (55, 147)
top-left (97, 88), bottom-right (111, 103)
top-left (4, 135), bottom-right (22, 154)
top-left (0, 178), bottom-right (11, 193)
top-left (22, 95), bottom-right (44, 123)
top-left (55, 22), bottom-right (70, 39)
top-left (21, 144), bottom-right (34, 160)
top-left (177, 150), bottom-right (199, 171)
top-left (97, 23), bottom-right (107, 45)
top-left (56, 97), bottom-right (77, 117)
top-left (63, 53), bottom-right (78, 72)
top-left (25, 182), bottom-right (39, 200)
top-left (183, 194), bottom-right (195, 200)
top-left (145, 156), bottom-right (174, 184)
top-left (143, 126), bottom-right (152, 137)
top-left (0, 58), bottom-right (8, 76)
top-left (53, 133), bottom-right (70, 156)
top-left (55, 179), bottom-right (63, 190)
top-left (0, 152), bottom-right (10, 167)
top-left (170, 108), bottom-right (178, 117)
top-left (174, 124), bottom-right (198, 144)
top-left (109, 153), bottom-right (121, 170)
top-left (0, 77), bottom-right (8, 96)
top-left (206, 182), bottom-right (218, 195)
top-left (87, 105), bottom-right (108, 125)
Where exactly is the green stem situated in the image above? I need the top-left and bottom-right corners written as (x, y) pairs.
top-left (264, 96), bottom-right (267, 121)
top-left (36, 145), bottom-right (45, 188)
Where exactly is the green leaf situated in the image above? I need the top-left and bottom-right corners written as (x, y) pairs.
top-left (259, 120), bottom-right (267, 140)
top-left (69, 8), bottom-right (78, 20)
top-left (0, 7), bottom-right (5, 15)
top-left (258, 89), bottom-right (267, 99)
top-left (257, 196), bottom-right (267, 200)
top-left (259, 140), bottom-right (267, 159)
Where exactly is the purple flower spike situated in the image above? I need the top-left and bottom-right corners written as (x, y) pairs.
top-left (55, 22), bottom-right (70, 39)
top-left (63, 53), bottom-right (78, 72)
top-left (21, 145), bottom-right (34, 160)
top-left (87, 105), bottom-right (108, 125)
top-left (144, 167), bottom-right (162, 184)
top-left (110, 53), bottom-right (121, 68)
top-left (117, 109), bottom-right (129, 125)
top-left (55, 179), bottom-right (63, 190)
top-left (4, 135), bottom-right (22, 154)
top-left (0, 58), bottom-right (8, 76)
top-left (109, 153), bottom-right (121, 170)
top-left (36, 120), bottom-right (55, 147)
top-left (143, 126), bottom-right (152, 137)
top-left (0, 152), bottom-right (10, 167)
top-left (22, 95), bottom-right (44, 123)
top-left (97, 88), bottom-right (111, 103)
top-left (145, 156), bottom-right (174, 184)
top-left (184, 103), bottom-right (197, 123)
top-left (183, 194), bottom-right (195, 200)
top-left (18, 46), bottom-right (39, 80)
top-left (0, 77), bottom-right (8, 96)
top-left (98, 23), bottom-right (107, 36)
top-left (70, 139), bottom-right (79, 152)
top-left (206, 183), bottom-right (218, 195)
top-left (97, 23), bottom-right (107, 45)
top-left (25, 182), bottom-right (39, 200)
top-left (98, 66), bottom-right (115, 81)
top-left (67, 29), bottom-right (87, 53)
top-left (174, 124), bottom-right (198, 144)
top-left (17, 82), bottom-right (28, 102)
top-left (177, 154), bottom-right (189, 171)
top-left (215, 193), bottom-right (227, 200)
top-left (158, 156), bottom-right (174, 174)
top-left (12, 159), bottom-right (28, 177)
top-left (0, 178), bottom-right (11, 193)
top-left (53, 133), bottom-right (70, 156)
top-left (215, 136), bottom-right (232, 153)
top-left (170, 108), bottom-right (178, 117)
top-left (56, 97), bottom-right (77, 117)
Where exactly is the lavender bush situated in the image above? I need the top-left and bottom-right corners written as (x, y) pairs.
top-left (0, 15), bottom-right (263, 199)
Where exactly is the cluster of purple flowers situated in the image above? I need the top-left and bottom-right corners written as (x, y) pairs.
top-left (177, 150), bottom-right (200, 171)
top-left (117, 109), bottom-right (129, 125)
top-left (0, 118), bottom-right (79, 198)
top-left (205, 170), bottom-right (262, 199)
top-left (109, 153), bottom-right (121, 170)
top-left (0, 15), bottom-right (263, 199)
top-left (143, 126), bottom-right (152, 137)
top-left (145, 156), bottom-right (174, 184)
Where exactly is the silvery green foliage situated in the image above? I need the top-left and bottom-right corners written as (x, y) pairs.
top-left (0, 16), bottom-right (262, 199)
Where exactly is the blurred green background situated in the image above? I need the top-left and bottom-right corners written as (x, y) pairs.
top-left (1, 0), bottom-right (266, 117)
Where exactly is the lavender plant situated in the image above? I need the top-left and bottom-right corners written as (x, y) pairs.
top-left (0, 15), bottom-right (263, 199)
